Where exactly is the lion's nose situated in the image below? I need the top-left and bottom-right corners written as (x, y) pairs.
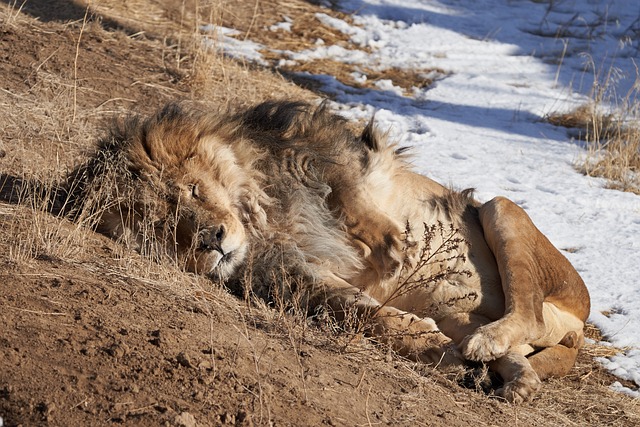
top-left (214, 224), bottom-right (226, 242)
top-left (200, 225), bottom-right (226, 253)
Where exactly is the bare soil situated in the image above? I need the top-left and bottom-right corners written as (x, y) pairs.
top-left (0, 1), bottom-right (638, 426)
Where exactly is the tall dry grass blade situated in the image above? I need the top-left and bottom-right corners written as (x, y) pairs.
top-left (73, 7), bottom-right (90, 124)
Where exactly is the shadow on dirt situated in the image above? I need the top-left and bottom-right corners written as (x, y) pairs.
top-left (0, 173), bottom-right (68, 216)
top-left (1, 0), bottom-right (135, 33)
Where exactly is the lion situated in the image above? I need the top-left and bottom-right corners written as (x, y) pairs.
top-left (63, 101), bottom-right (590, 403)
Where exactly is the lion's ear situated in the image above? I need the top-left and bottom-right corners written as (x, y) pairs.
top-left (361, 115), bottom-right (382, 151)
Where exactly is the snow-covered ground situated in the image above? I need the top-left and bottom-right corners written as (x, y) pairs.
top-left (214, 0), bottom-right (640, 397)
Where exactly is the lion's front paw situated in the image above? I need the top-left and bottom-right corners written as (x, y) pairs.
top-left (460, 326), bottom-right (511, 362)
top-left (496, 370), bottom-right (542, 404)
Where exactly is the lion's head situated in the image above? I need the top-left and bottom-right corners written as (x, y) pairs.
top-left (69, 104), bottom-right (269, 278)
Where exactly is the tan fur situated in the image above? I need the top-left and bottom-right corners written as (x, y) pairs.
top-left (69, 101), bottom-right (590, 403)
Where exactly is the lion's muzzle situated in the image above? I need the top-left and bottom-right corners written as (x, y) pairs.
top-left (198, 225), bottom-right (227, 254)
top-left (189, 217), bottom-right (247, 277)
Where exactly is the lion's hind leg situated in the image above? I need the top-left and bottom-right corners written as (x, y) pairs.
top-left (280, 146), bottom-right (405, 280)
top-left (527, 330), bottom-right (582, 380)
top-left (462, 196), bottom-right (588, 363)
top-left (488, 331), bottom-right (581, 403)
top-left (342, 207), bottom-right (405, 280)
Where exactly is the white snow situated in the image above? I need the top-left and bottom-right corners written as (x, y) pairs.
top-left (269, 16), bottom-right (293, 33)
top-left (201, 25), bottom-right (268, 66)
top-left (211, 0), bottom-right (640, 397)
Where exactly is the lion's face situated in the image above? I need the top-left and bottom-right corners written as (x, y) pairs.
top-left (94, 107), bottom-right (266, 279)
top-left (145, 139), bottom-right (254, 278)
top-left (163, 166), bottom-right (248, 278)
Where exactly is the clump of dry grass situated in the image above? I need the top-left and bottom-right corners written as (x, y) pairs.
top-left (0, 46), bottom-right (99, 264)
top-left (265, 11), bottom-right (357, 50)
top-left (0, 0), bottom-right (28, 29)
top-left (581, 322), bottom-right (632, 362)
top-left (546, 90), bottom-right (640, 194)
top-left (172, 1), bottom-right (226, 99)
top-left (535, 0), bottom-right (640, 194)
top-left (583, 130), bottom-right (640, 195)
top-left (3, 203), bottom-right (83, 263)
top-left (189, 1), bottom-right (449, 99)
top-left (0, 145), bottom-right (118, 265)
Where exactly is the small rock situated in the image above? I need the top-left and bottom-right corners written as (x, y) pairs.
top-left (299, 350), bottom-right (311, 358)
top-left (0, 385), bottom-right (12, 397)
top-left (174, 411), bottom-right (196, 427)
top-left (36, 401), bottom-right (56, 421)
top-left (236, 410), bottom-right (249, 425)
top-left (176, 352), bottom-right (195, 369)
top-left (149, 329), bottom-right (162, 346)
top-left (104, 342), bottom-right (129, 358)
top-left (80, 346), bottom-right (97, 357)
top-left (220, 412), bottom-right (235, 424)
top-left (197, 360), bottom-right (212, 371)
top-left (200, 375), bottom-right (214, 386)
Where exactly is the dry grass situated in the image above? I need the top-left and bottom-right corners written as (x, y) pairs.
top-left (0, 0), bottom-right (27, 29)
top-left (0, 53), bottom-right (99, 265)
top-left (264, 10), bottom-right (357, 50)
top-left (546, 90), bottom-right (640, 194)
top-left (583, 322), bottom-right (630, 359)
top-left (187, 0), bottom-right (449, 98)
top-left (0, 77), bottom-right (93, 175)
top-left (259, 8), bottom-right (448, 97)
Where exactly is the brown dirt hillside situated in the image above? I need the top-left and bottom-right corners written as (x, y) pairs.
top-left (0, 1), bottom-right (638, 426)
